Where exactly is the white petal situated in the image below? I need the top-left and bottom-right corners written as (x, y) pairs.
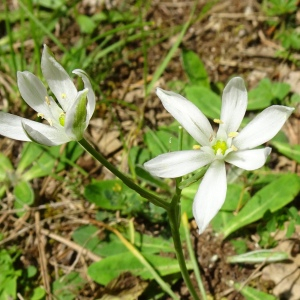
top-left (156, 88), bottom-right (213, 146)
top-left (65, 89), bottom-right (88, 141)
top-left (192, 160), bottom-right (227, 234)
top-left (234, 105), bottom-right (294, 149)
top-left (0, 112), bottom-right (31, 141)
top-left (41, 45), bottom-right (77, 112)
top-left (73, 69), bottom-right (95, 121)
top-left (144, 150), bottom-right (215, 178)
top-left (17, 71), bottom-right (63, 125)
top-left (22, 121), bottom-right (70, 146)
top-left (219, 77), bottom-right (247, 134)
top-left (225, 147), bottom-right (271, 170)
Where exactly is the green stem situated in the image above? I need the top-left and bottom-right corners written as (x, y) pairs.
top-left (78, 138), bottom-right (169, 210)
top-left (167, 195), bottom-right (200, 300)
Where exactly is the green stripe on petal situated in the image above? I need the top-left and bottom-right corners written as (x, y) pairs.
top-left (65, 89), bottom-right (88, 141)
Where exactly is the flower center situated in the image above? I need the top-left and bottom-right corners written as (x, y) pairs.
top-left (212, 140), bottom-right (227, 155)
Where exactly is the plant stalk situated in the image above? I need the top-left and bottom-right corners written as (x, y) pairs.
top-left (78, 138), bottom-right (169, 210)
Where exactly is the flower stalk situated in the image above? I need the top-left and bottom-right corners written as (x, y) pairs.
top-left (78, 138), bottom-right (169, 210)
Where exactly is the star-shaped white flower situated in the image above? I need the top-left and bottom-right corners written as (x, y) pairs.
top-left (0, 44), bottom-right (95, 146)
top-left (144, 77), bottom-right (294, 234)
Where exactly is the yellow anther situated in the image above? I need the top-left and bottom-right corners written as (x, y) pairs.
top-left (193, 145), bottom-right (201, 150)
top-left (37, 113), bottom-right (44, 119)
top-left (61, 93), bottom-right (67, 99)
top-left (213, 119), bottom-right (223, 124)
top-left (231, 145), bottom-right (238, 151)
top-left (45, 96), bottom-right (50, 105)
top-left (228, 132), bottom-right (239, 138)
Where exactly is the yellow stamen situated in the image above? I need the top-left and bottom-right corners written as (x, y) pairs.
top-left (231, 145), bottom-right (238, 151)
top-left (45, 96), bottom-right (50, 105)
top-left (228, 132), bottom-right (239, 138)
top-left (213, 119), bottom-right (223, 124)
top-left (193, 145), bottom-right (201, 150)
top-left (37, 113), bottom-right (44, 119)
top-left (61, 93), bottom-right (67, 99)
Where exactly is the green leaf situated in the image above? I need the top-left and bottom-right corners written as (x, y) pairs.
top-left (234, 283), bottom-right (277, 300)
top-left (227, 249), bottom-right (288, 264)
top-left (184, 85), bottom-right (221, 119)
top-left (17, 143), bottom-right (44, 173)
top-left (76, 15), bottom-right (96, 34)
top-left (271, 140), bottom-right (300, 163)
top-left (181, 49), bottom-right (209, 87)
top-left (0, 153), bottom-right (13, 182)
top-left (52, 272), bottom-right (85, 300)
top-left (72, 225), bottom-right (174, 257)
top-left (222, 174), bottom-right (300, 238)
top-left (88, 252), bottom-right (192, 285)
top-left (248, 78), bottom-right (290, 110)
top-left (13, 181), bottom-right (34, 217)
top-left (0, 249), bottom-right (21, 299)
top-left (31, 286), bottom-right (46, 300)
top-left (84, 179), bottom-right (143, 211)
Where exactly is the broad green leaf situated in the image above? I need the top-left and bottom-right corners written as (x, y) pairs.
top-left (234, 283), bottom-right (277, 300)
top-left (144, 129), bottom-right (176, 157)
top-left (0, 153), bottom-right (13, 182)
top-left (181, 49), bottom-right (209, 87)
top-left (248, 78), bottom-right (290, 110)
top-left (21, 142), bottom-right (84, 181)
top-left (72, 225), bottom-right (127, 257)
top-left (52, 272), bottom-right (85, 300)
top-left (271, 140), bottom-right (300, 163)
top-left (227, 249), bottom-right (288, 264)
top-left (222, 174), bottom-right (300, 238)
top-left (76, 15), bottom-right (96, 34)
top-left (31, 287), bottom-right (46, 300)
top-left (184, 85), bottom-right (221, 120)
top-left (13, 181), bottom-right (34, 217)
top-left (88, 252), bottom-right (192, 285)
top-left (0, 153), bottom-right (13, 172)
top-left (17, 143), bottom-right (44, 173)
top-left (0, 249), bottom-right (21, 299)
top-left (72, 225), bottom-right (174, 257)
top-left (84, 179), bottom-right (144, 212)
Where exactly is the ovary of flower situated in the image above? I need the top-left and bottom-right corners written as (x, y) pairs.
top-left (144, 77), bottom-right (294, 234)
top-left (0, 44), bottom-right (95, 146)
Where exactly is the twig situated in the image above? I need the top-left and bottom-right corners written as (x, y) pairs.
top-left (41, 229), bottom-right (101, 262)
top-left (35, 211), bottom-right (51, 299)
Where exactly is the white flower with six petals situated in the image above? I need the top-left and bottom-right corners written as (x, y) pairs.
top-left (144, 77), bottom-right (294, 234)
top-left (0, 44), bottom-right (95, 146)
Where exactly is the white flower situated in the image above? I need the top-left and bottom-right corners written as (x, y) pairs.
top-left (144, 77), bottom-right (294, 234)
top-left (0, 44), bottom-right (95, 146)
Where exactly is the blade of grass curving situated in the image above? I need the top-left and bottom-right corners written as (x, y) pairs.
top-left (25, 0), bottom-right (41, 76)
top-left (91, 219), bottom-right (179, 300)
top-left (18, 0), bottom-right (67, 52)
top-left (145, 4), bottom-right (196, 96)
top-left (182, 212), bottom-right (207, 300)
top-left (4, 0), bottom-right (17, 78)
